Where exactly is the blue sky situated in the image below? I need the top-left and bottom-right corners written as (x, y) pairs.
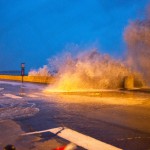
top-left (0, 0), bottom-right (149, 72)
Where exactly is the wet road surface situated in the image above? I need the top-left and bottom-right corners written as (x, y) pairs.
top-left (0, 81), bottom-right (150, 150)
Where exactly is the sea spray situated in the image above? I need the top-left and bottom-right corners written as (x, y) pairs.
top-left (29, 65), bottom-right (51, 77)
top-left (124, 7), bottom-right (150, 85)
top-left (43, 50), bottom-right (144, 92)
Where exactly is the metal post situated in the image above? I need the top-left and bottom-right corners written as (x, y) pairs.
top-left (21, 63), bottom-right (25, 83)
top-left (22, 74), bottom-right (23, 83)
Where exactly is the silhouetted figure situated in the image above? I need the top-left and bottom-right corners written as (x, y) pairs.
top-left (3, 145), bottom-right (16, 150)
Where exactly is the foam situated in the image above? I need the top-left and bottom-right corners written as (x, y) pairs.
top-left (3, 94), bottom-right (22, 99)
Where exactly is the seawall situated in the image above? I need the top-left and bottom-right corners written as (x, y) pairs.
top-left (0, 75), bottom-right (149, 94)
top-left (0, 75), bottom-right (55, 84)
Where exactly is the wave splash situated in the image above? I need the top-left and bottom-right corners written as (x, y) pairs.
top-left (44, 50), bottom-right (144, 92)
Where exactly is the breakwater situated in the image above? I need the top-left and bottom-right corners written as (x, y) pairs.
top-left (0, 75), bottom-right (55, 84)
top-left (0, 75), bottom-right (144, 90)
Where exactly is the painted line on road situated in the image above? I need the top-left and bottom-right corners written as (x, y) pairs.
top-left (22, 127), bottom-right (122, 150)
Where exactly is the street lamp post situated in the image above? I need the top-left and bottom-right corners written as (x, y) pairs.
top-left (21, 63), bottom-right (25, 83)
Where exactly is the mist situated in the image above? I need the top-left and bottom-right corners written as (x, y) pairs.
top-left (124, 6), bottom-right (150, 84)
top-left (28, 6), bottom-right (150, 91)
top-left (42, 50), bottom-right (143, 92)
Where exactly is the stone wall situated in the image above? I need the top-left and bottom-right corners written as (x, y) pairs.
top-left (0, 75), bottom-right (55, 84)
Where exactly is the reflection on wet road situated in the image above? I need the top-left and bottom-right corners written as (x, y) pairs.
top-left (0, 81), bottom-right (150, 150)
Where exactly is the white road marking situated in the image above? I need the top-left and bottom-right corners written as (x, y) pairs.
top-left (3, 94), bottom-right (22, 99)
top-left (22, 127), bottom-right (122, 150)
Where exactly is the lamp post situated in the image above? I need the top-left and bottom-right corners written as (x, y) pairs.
top-left (21, 63), bottom-right (25, 83)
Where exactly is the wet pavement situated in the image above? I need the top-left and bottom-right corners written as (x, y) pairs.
top-left (0, 81), bottom-right (150, 150)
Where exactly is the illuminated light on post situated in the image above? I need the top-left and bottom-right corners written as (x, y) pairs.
top-left (21, 63), bottom-right (25, 69)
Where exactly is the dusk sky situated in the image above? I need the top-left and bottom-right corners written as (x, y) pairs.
top-left (0, 0), bottom-right (149, 72)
